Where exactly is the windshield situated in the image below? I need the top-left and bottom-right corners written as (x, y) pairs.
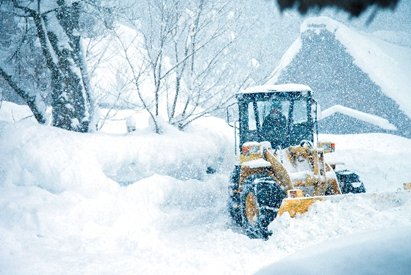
top-left (239, 93), bottom-right (314, 150)
top-left (248, 100), bottom-right (290, 131)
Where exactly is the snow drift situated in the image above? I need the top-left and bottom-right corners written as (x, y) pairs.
top-left (256, 226), bottom-right (411, 275)
top-left (1, 102), bottom-right (411, 274)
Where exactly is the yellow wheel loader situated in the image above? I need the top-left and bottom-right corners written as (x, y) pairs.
top-left (226, 84), bottom-right (366, 239)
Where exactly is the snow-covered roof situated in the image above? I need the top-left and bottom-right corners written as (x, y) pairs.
top-left (267, 38), bottom-right (302, 85)
top-left (321, 105), bottom-right (397, 131)
top-left (241, 84), bottom-right (312, 94)
top-left (268, 16), bottom-right (411, 118)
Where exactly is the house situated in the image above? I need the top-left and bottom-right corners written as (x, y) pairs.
top-left (267, 16), bottom-right (411, 138)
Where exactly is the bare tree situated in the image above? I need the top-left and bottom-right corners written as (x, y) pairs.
top-left (0, 6), bottom-right (50, 123)
top-left (115, 0), bottom-right (255, 133)
top-left (84, 23), bottom-right (152, 130)
top-left (0, 0), bottom-right (119, 132)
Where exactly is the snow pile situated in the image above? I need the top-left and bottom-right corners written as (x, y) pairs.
top-left (0, 101), bottom-right (38, 123)
top-left (0, 114), bottom-right (233, 189)
top-left (256, 226), bottom-right (411, 275)
top-left (1, 104), bottom-right (411, 274)
top-left (258, 190), bottom-right (411, 274)
top-left (0, 114), bottom-right (235, 274)
top-left (322, 133), bottom-right (411, 192)
top-left (321, 105), bottom-right (397, 131)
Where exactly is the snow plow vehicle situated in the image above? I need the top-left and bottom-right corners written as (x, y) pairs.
top-left (226, 84), bottom-right (366, 239)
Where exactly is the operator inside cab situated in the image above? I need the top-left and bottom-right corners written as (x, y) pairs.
top-left (262, 101), bottom-right (288, 149)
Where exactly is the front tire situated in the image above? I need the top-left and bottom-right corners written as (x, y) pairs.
top-left (228, 166), bottom-right (242, 225)
top-left (240, 175), bottom-right (284, 239)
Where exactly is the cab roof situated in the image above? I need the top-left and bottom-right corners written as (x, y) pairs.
top-left (240, 84), bottom-right (312, 94)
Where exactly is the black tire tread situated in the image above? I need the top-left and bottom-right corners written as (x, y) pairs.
top-left (240, 174), bottom-right (284, 239)
top-left (335, 170), bottom-right (366, 194)
top-left (228, 166), bottom-right (242, 225)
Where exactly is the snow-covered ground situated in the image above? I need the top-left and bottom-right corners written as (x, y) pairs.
top-left (1, 102), bottom-right (411, 274)
top-left (257, 226), bottom-right (411, 275)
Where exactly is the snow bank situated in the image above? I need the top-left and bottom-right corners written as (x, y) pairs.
top-left (0, 114), bottom-right (235, 274)
top-left (0, 121), bottom-right (115, 196)
top-left (322, 133), bottom-right (411, 192)
top-left (1, 104), bottom-right (411, 274)
top-left (256, 226), bottom-right (411, 275)
top-left (0, 115), bottom-right (233, 190)
top-left (0, 101), bottom-right (37, 123)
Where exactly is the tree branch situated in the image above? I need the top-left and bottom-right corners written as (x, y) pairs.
top-left (0, 67), bottom-right (46, 124)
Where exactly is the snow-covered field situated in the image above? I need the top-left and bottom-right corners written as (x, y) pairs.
top-left (1, 102), bottom-right (411, 274)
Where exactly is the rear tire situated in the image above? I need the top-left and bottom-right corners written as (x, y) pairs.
top-left (335, 170), bottom-right (366, 194)
top-left (240, 175), bottom-right (284, 239)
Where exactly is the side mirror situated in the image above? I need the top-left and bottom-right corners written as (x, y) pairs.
top-left (317, 104), bottom-right (322, 120)
top-left (311, 101), bottom-right (321, 121)
top-left (311, 101), bottom-right (321, 147)
top-left (226, 103), bottom-right (239, 127)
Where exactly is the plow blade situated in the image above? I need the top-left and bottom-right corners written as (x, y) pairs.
top-left (277, 190), bottom-right (411, 218)
top-left (278, 196), bottom-right (324, 217)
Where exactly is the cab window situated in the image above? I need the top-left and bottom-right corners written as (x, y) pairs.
top-left (248, 100), bottom-right (290, 130)
top-left (248, 102), bottom-right (257, 131)
top-left (292, 99), bottom-right (308, 124)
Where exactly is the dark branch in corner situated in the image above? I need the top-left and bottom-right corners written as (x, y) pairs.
top-left (276, 0), bottom-right (399, 17)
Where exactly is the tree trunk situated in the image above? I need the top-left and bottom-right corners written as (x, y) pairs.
top-left (55, 1), bottom-right (91, 132)
top-left (34, 2), bottom-right (90, 132)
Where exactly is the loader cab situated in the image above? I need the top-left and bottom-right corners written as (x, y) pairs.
top-left (236, 84), bottom-right (317, 153)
